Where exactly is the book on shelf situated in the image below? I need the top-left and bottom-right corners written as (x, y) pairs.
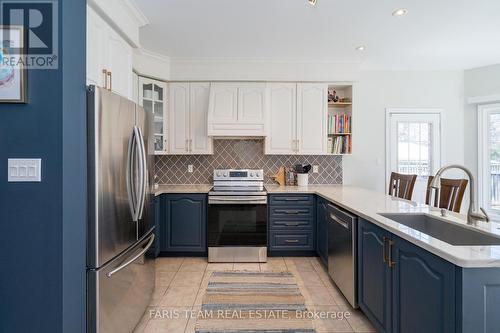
top-left (328, 113), bottom-right (351, 134)
top-left (328, 135), bottom-right (351, 154)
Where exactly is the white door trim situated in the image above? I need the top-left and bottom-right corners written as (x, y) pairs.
top-left (477, 103), bottom-right (500, 216)
top-left (385, 108), bottom-right (443, 194)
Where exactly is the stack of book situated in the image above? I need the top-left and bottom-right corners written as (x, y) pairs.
top-left (328, 113), bottom-right (351, 134)
top-left (328, 135), bottom-right (351, 154)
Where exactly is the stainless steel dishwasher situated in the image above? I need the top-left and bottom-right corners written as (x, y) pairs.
top-left (327, 203), bottom-right (358, 308)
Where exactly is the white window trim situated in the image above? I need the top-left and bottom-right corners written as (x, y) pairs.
top-left (478, 103), bottom-right (500, 218)
top-left (385, 108), bottom-right (443, 191)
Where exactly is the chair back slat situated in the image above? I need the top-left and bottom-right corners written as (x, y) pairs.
top-left (425, 176), bottom-right (468, 213)
top-left (388, 172), bottom-right (417, 200)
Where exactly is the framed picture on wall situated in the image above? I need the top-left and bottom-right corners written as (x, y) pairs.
top-left (0, 26), bottom-right (27, 103)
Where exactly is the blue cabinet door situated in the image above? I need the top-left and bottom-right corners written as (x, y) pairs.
top-left (358, 218), bottom-right (392, 333)
top-left (316, 198), bottom-right (328, 265)
top-left (391, 236), bottom-right (456, 333)
top-left (162, 194), bottom-right (207, 253)
top-left (153, 196), bottom-right (161, 257)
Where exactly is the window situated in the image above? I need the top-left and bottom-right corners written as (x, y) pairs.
top-left (478, 103), bottom-right (500, 216)
top-left (386, 110), bottom-right (441, 203)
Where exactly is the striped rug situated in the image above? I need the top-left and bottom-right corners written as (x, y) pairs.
top-left (196, 271), bottom-right (316, 333)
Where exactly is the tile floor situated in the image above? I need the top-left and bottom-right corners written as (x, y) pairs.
top-left (134, 257), bottom-right (377, 333)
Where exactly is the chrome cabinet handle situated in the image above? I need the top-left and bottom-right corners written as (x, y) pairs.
top-left (284, 222), bottom-right (300, 226)
top-left (107, 234), bottom-right (155, 278)
top-left (102, 69), bottom-right (108, 89)
top-left (107, 71), bottom-right (112, 91)
top-left (285, 239), bottom-right (299, 243)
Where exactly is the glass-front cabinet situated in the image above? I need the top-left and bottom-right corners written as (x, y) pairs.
top-left (138, 76), bottom-right (168, 154)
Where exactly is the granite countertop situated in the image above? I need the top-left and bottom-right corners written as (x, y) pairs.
top-left (266, 185), bottom-right (500, 268)
top-left (154, 183), bottom-right (500, 267)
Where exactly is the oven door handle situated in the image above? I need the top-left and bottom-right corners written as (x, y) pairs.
top-left (209, 197), bottom-right (267, 204)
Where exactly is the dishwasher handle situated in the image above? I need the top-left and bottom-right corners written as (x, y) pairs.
top-left (330, 213), bottom-right (349, 229)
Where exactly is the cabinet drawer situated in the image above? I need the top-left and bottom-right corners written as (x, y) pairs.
top-left (270, 218), bottom-right (313, 230)
top-left (270, 206), bottom-right (314, 219)
top-left (270, 231), bottom-right (314, 251)
top-left (269, 195), bottom-right (314, 206)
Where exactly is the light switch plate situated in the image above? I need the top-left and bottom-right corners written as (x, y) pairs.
top-left (8, 158), bottom-right (41, 182)
top-left (312, 165), bottom-right (319, 173)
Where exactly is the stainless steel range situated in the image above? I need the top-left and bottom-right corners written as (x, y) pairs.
top-left (208, 169), bottom-right (267, 263)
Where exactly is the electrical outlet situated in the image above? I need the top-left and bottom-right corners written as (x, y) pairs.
top-left (8, 158), bottom-right (41, 182)
top-left (312, 165), bottom-right (319, 173)
top-left (188, 164), bottom-right (194, 173)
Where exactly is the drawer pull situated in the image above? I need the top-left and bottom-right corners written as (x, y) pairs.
top-left (276, 209), bottom-right (306, 214)
top-left (285, 222), bottom-right (300, 226)
top-left (285, 239), bottom-right (300, 243)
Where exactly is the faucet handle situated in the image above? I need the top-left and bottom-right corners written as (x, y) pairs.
top-left (479, 207), bottom-right (490, 222)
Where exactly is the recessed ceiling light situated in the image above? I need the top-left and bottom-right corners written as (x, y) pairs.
top-left (307, 0), bottom-right (317, 6)
top-left (392, 8), bottom-right (408, 17)
top-left (356, 46), bottom-right (365, 51)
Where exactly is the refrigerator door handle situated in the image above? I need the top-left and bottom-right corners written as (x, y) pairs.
top-left (135, 126), bottom-right (148, 220)
top-left (126, 129), bottom-right (138, 221)
top-left (107, 233), bottom-right (155, 278)
top-left (132, 126), bottom-right (144, 222)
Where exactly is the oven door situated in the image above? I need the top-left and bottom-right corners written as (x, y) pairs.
top-left (208, 200), bottom-right (267, 247)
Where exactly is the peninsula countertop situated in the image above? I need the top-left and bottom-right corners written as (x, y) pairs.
top-left (154, 184), bottom-right (500, 267)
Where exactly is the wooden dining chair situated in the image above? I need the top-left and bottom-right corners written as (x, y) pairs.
top-left (388, 172), bottom-right (417, 200)
top-left (425, 176), bottom-right (468, 213)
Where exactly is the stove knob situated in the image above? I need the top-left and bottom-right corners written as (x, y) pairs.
top-left (256, 171), bottom-right (261, 178)
top-left (216, 171), bottom-right (221, 177)
top-left (223, 172), bottom-right (229, 177)
top-left (250, 172), bottom-right (255, 177)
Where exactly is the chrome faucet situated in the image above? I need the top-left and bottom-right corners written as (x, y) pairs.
top-left (429, 164), bottom-right (489, 225)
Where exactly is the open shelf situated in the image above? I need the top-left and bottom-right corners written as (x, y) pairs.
top-left (328, 102), bottom-right (352, 107)
top-left (327, 85), bottom-right (353, 155)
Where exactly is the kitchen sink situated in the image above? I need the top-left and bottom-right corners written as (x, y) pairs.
top-left (378, 213), bottom-right (500, 246)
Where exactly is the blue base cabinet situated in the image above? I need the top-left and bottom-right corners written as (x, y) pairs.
top-left (358, 218), bottom-right (457, 333)
top-left (268, 194), bottom-right (316, 256)
top-left (157, 194), bottom-right (207, 254)
top-left (392, 234), bottom-right (456, 333)
top-left (358, 218), bottom-right (392, 333)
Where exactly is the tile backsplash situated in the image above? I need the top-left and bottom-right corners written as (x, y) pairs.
top-left (155, 139), bottom-right (343, 185)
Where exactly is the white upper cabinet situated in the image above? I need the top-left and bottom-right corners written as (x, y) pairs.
top-left (169, 82), bottom-right (213, 155)
top-left (238, 83), bottom-right (266, 123)
top-left (86, 5), bottom-right (133, 100)
top-left (190, 83), bottom-right (213, 154)
top-left (169, 83), bottom-right (190, 154)
top-left (209, 83), bottom-right (238, 123)
top-left (208, 82), bottom-right (266, 136)
top-left (265, 83), bottom-right (327, 155)
top-left (297, 83), bottom-right (327, 155)
top-left (265, 83), bottom-right (297, 154)
top-left (139, 77), bottom-right (167, 154)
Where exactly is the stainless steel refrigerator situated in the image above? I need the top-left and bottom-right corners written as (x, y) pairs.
top-left (86, 86), bottom-right (155, 333)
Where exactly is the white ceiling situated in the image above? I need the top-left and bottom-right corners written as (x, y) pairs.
top-left (135, 0), bottom-right (500, 70)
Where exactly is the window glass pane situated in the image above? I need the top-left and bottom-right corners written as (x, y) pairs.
top-left (489, 113), bottom-right (500, 209)
top-left (396, 121), bottom-right (432, 177)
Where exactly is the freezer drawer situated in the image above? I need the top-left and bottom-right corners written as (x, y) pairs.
top-left (87, 231), bottom-right (155, 333)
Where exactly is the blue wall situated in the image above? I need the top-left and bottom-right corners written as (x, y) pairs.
top-left (0, 1), bottom-right (86, 332)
